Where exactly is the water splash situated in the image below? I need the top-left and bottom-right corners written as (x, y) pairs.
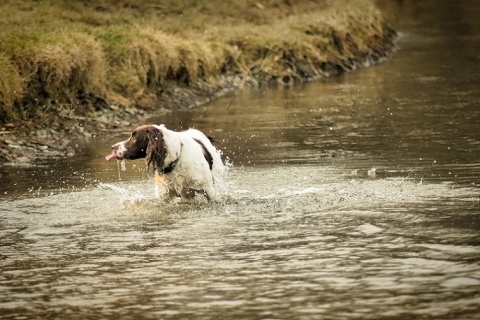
top-left (98, 182), bottom-right (150, 207)
top-left (212, 152), bottom-right (232, 199)
top-left (116, 159), bottom-right (127, 180)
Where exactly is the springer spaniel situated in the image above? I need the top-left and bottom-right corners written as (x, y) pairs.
top-left (105, 124), bottom-right (225, 201)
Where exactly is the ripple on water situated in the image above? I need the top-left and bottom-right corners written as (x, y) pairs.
top-left (0, 165), bottom-right (479, 319)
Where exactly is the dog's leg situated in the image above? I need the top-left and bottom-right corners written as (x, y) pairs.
top-left (155, 173), bottom-right (171, 201)
top-left (203, 184), bottom-right (216, 202)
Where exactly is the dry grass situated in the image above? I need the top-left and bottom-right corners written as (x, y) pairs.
top-left (0, 0), bottom-right (395, 123)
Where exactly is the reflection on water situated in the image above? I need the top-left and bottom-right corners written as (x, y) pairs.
top-left (1, 0), bottom-right (480, 319)
top-left (1, 167), bottom-right (479, 319)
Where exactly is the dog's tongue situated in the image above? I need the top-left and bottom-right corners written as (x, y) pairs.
top-left (105, 153), bottom-right (117, 161)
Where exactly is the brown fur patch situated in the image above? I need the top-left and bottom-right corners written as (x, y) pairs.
top-left (144, 126), bottom-right (167, 172)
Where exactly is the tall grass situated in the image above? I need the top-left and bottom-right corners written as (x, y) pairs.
top-left (0, 0), bottom-right (395, 123)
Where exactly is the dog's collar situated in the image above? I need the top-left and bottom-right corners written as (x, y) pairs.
top-left (159, 158), bottom-right (179, 175)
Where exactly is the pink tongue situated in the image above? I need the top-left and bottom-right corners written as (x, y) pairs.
top-left (105, 153), bottom-right (117, 161)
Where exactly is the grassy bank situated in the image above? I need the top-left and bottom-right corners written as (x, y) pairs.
top-left (0, 0), bottom-right (396, 163)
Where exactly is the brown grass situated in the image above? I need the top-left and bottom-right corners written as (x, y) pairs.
top-left (0, 0), bottom-right (396, 124)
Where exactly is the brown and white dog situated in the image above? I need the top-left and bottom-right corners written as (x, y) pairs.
top-left (105, 124), bottom-right (225, 201)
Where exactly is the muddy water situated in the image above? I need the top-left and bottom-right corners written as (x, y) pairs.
top-left (1, 0), bottom-right (480, 319)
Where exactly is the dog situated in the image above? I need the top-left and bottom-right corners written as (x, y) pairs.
top-left (105, 124), bottom-right (225, 201)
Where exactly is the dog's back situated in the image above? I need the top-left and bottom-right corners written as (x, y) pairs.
top-left (183, 129), bottom-right (224, 170)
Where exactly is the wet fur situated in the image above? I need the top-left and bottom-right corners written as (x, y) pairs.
top-left (144, 126), bottom-right (168, 173)
top-left (108, 124), bottom-right (222, 201)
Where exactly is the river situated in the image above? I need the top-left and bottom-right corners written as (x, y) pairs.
top-left (1, 0), bottom-right (479, 319)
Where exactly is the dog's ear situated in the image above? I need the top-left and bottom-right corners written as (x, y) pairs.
top-left (145, 127), bottom-right (167, 172)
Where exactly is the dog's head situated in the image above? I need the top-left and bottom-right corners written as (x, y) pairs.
top-left (105, 125), bottom-right (167, 171)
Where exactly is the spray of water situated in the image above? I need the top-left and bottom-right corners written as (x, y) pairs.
top-left (101, 149), bottom-right (233, 206)
top-left (116, 159), bottom-right (127, 180)
top-left (211, 151), bottom-right (232, 200)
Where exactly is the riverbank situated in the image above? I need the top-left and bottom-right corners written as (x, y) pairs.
top-left (0, 0), bottom-right (397, 165)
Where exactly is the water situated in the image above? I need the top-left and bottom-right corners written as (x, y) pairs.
top-left (1, 0), bottom-right (480, 318)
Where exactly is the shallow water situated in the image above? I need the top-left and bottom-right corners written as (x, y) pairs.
top-left (1, 0), bottom-right (480, 319)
